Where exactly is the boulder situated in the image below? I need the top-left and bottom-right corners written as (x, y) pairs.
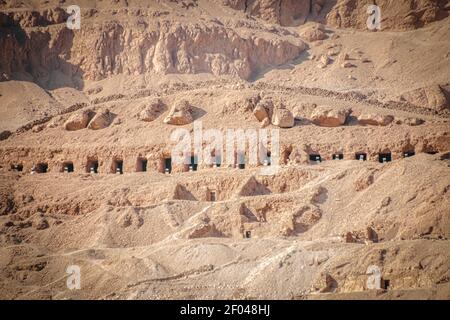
top-left (64, 109), bottom-right (94, 131)
top-left (272, 108), bottom-right (294, 128)
top-left (164, 100), bottom-right (194, 125)
top-left (317, 54), bottom-right (331, 68)
top-left (137, 99), bottom-right (165, 122)
top-left (401, 85), bottom-right (449, 111)
top-left (253, 97), bottom-right (275, 123)
top-left (311, 106), bottom-right (350, 127)
top-left (300, 24), bottom-right (327, 42)
top-left (253, 104), bottom-right (269, 122)
top-left (87, 109), bottom-right (113, 130)
top-left (358, 114), bottom-right (394, 126)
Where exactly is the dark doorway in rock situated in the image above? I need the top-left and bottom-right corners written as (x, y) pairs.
top-left (136, 158), bottom-right (147, 172)
top-left (378, 153), bottom-right (392, 163)
top-left (403, 151), bottom-right (415, 158)
top-left (113, 159), bottom-right (123, 174)
top-left (164, 158), bottom-right (172, 174)
top-left (426, 151), bottom-right (438, 155)
top-left (87, 160), bottom-right (99, 173)
top-left (36, 163), bottom-right (48, 173)
top-left (309, 154), bottom-right (321, 162)
top-left (63, 162), bottom-right (74, 173)
top-left (333, 154), bottom-right (344, 160)
top-left (381, 279), bottom-right (390, 290)
top-left (237, 152), bottom-right (245, 169)
top-left (11, 164), bottom-right (23, 172)
top-left (190, 155), bottom-right (198, 171)
top-left (214, 154), bottom-right (222, 167)
top-left (264, 151), bottom-right (272, 166)
top-left (244, 230), bottom-right (251, 239)
top-left (356, 153), bottom-right (367, 161)
top-left (210, 191), bottom-right (216, 202)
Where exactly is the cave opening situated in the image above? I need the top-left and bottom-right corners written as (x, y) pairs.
top-left (137, 158), bottom-right (147, 172)
top-left (378, 153), bottom-right (392, 163)
top-left (11, 164), bottom-right (23, 172)
top-left (244, 230), bottom-right (251, 239)
top-left (356, 153), bottom-right (367, 161)
top-left (333, 154), bottom-right (344, 160)
top-left (309, 154), bottom-right (321, 163)
top-left (403, 151), bottom-right (415, 158)
top-left (36, 163), bottom-right (48, 173)
top-left (113, 159), bottom-right (123, 174)
top-left (87, 160), bottom-right (99, 173)
top-left (63, 162), bottom-right (74, 173)
top-left (190, 155), bottom-right (198, 171)
top-left (238, 152), bottom-right (245, 169)
top-left (164, 158), bottom-right (172, 174)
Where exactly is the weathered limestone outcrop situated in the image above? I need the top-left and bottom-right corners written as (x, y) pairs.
top-left (271, 108), bottom-right (294, 128)
top-left (311, 106), bottom-right (350, 127)
top-left (0, 12), bottom-right (306, 85)
top-left (87, 109), bottom-right (113, 130)
top-left (222, 0), bottom-right (324, 26)
top-left (164, 100), bottom-right (194, 125)
top-left (326, 0), bottom-right (448, 31)
top-left (299, 23), bottom-right (327, 42)
top-left (137, 99), bottom-right (165, 122)
top-left (252, 97), bottom-right (293, 128)
top-left (401, 85), bottom-right (450, 111)
top-left (64, 109), bottom-right (94, 131)
top-left (358, 114), bottom-right (394, 126)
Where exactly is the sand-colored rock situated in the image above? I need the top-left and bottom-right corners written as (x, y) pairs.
top-left (0, 0), bottom-right (449, 302)
top-left (326, 0), bottom-right (448, 31)
top-left (311, 106), bottom-right (350, 127)
top-left (163, 100), bottom-right (194, 125)
top-left (401, 85), bottom-right (449, 111)
top-left (64, 110), bottom-right (94, 131)
top-left (272, 108), bottom-right (294, 128)
top-left (358, 114), bottom-right (394, 126)
top-left (87, 110), bottom-right (113, 130)
top-left (300, 24), bottom-right (327, 42)
top-left (137, 99), bottom-right (165, 122)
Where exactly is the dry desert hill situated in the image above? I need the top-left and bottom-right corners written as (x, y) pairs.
top-left (0, 0), bottom-right (450, 300)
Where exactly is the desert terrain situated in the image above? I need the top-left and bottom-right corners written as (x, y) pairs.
top-left (0, 0), bottom-right (449, 300)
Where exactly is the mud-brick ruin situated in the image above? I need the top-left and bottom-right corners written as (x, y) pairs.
top-left (1, 0), bottom-right (450, 300)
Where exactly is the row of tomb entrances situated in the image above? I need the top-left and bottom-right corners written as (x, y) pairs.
top-left (8, 149), bottom-right (436, 174)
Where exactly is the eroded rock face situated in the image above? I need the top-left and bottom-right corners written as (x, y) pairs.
top-left (222, 0), bottom-right (321, 26)
top-left (326, 0), bottom-right (448, 31)
top-left (64, 109), bottom-right (94, 131)
top-left (164, 100), bottom-right (194, 125)
top-left (401, 85), bottom-right (449, 111)
top-left (137, 99), bottom-right (165, 122)
top-left (87, 110), bottom-right (113, 130)
top-left (311, 106), bottom-right (350, 127)
top-left (358, 114), bottom-right (394, 126)
top-left (0, 12), bottom-right (306, 84)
